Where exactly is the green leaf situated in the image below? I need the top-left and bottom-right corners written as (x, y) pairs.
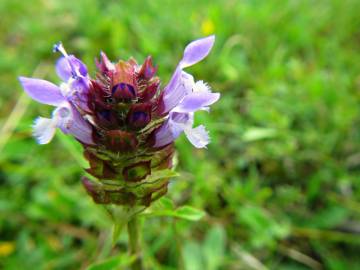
top-left (151, 197), bottom-right (175, 211)
top-left (174, 206), bottom-right (206, 221)
top-left (203, 226), bottom-right (226, 270)
top-left (183, 241), bottom-right (204, 270)
top-left (237, 205), bottom-right (289, 248)
top-left (86, 254), bottom-right (135, 270)
top-left (242, 128), bottom-right (278, 142)
top-left (142, 197), bottom-right (206, 221)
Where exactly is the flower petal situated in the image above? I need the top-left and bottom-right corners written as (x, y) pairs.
top-left (55, 104), bottom-right (94, 145)
top-left (180, 35), bottom-right (215, 68)
top-left (163, 66), bottom-right (181, 96)
top-left (55, 57), bottom-right (71, 81)
top-left (53, 103), bottom-right (94, 144)
top-left (154, 112), bottom-right (192, 147)
top-left (68, 77), bottom-right (91, 111)
top-left (162, 79), bottom-right (188, 113)
top-left (162, 71), bottom-right (194, 113)
top-left (19, 77), bottom-right (65, 106)
top-left (32, 117), bottom-right (57, 144)
top-left (172, 92), bottom-right (220, 113)
top-left (55, 55), bottom-right (88, 81)
top-left (184, 125), bottom-right (210, 148)
top-left (154, 119), bottom-right (175, 147)
top-left (73, 56), bottom-right (88, 77)
top-left (194, 80), bottom-right (211, 93)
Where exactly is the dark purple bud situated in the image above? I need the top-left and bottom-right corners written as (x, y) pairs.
top-left (138, 56), bottom-right (157, 80)
top-left (82, 177), bottom-right (109, 204)
top-left (95, 110), bottom-right (119, 129)
top-left (154, 92), bottom-right (166, 117)
top-left (96, 51), bottom-right (114, 73)
top-left (112, 83), bottom-right (136, 101)
top-left (82, 177), bottom-right (97, 195)
top-left (126, 103), bottom-right (152, 129)
top-left (98, 110), bottom-right (112, 121)
top-left (105, 130), bottom-right (138, 152)
top-left (139, 78), bottom-right (160, 101)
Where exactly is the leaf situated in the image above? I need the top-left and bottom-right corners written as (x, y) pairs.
top-left (306, 206), bottom-right (348, 229)
top-left (242, 128), bottom-right (277, 142)
top-left (142, 197), bottom-right (206, 221)
top-left (183, 241), bottom-right (204, 270)
top-left (237, 205), bottom-right (289, 248)
top-left (203, 226), bottom-right (226, 270)
top-left (233, 245), bottom-right (269, 270)
top-left (174, 206), bottom-right (206, 221)
top-left (86, 254), bottom-right (135, 270)
top-left (151, 197), bottom-right (175, 211)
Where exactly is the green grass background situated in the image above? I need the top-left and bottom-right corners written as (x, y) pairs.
top-left (1, 0), bottom-right (360, 269)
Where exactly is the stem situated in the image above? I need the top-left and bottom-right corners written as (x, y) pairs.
top-left (128, 215), bottom-right (143, 270)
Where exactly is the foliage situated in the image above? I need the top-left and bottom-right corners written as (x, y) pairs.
top-left (1, 0), bottom-right (360, 269)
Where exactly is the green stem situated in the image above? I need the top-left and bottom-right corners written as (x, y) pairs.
top-left (128, 216), bottom-right (143, 270)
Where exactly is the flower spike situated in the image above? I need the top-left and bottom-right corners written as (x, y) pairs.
top-left (19, 36), bottom-right (220, 206)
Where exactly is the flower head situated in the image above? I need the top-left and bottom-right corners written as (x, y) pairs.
top-left (19, 36), bottom-right (220, 206)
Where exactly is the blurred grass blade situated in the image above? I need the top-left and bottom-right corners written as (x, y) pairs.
top-left (203, 226), bottom-right (226, 270)
top-left (56, 131), bottom-right (88, 168)
top-left (0, 64), bottom-right (48, 152)
top-left (86, 254), bottom-right (136, 270)
top-left (0, 92), bottom-right (30, 153)
top-left (242, 128), bottom-right (278, 142)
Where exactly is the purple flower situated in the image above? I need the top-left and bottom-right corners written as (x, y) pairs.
top-left (154, 35), bottom-right (220, 148)
top-left (19, 43), bottom-right (93, 145)
top-left (19, 37), bottom-right (219, 206)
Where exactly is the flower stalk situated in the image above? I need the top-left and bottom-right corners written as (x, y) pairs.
top-left (128, 216), bottom-right (143, 270)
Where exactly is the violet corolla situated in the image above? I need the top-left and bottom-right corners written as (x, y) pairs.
top-left (19, 42), bottom-right (93, 145)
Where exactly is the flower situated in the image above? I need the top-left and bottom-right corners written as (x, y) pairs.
top-left (19, 36), bottom-right (220, 206)
top-left (19, 42), bottom-right (94, 145)
top-left (154, 35), bottom-right (220, 148)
